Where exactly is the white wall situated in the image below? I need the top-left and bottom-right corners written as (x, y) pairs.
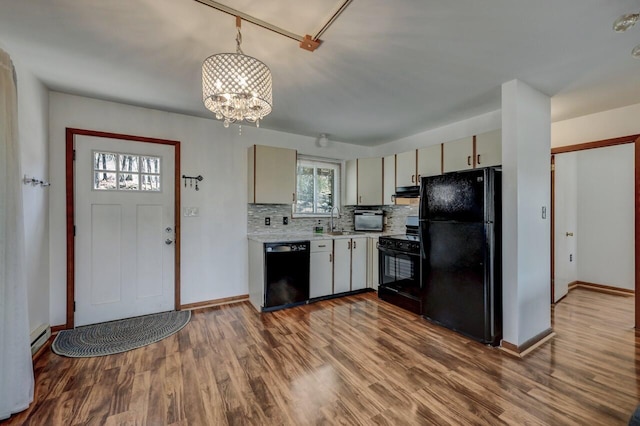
top-left (373, 110), bottom-right (501, 157)
top-left (13, 60), bottom-right (50, 335)
top-left (48, 92), bottom-right (370, 326)
top-left (553, 152), bottom-right (577, 301)
top-left (552, 102), bottom-right (640, 148)
top-left (576, 145), bottom-right (634, 290)
top-left (501, 80), bottom-right (551, 347)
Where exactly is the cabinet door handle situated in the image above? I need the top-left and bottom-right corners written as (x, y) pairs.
top-left (467, 156), bottom-right (471, 166)
top-left (353, 240), bottom-right (357, 249)
top-left (348, 241), bottom-right (352, 249)
top-left (411, 174), bottom-right (415, 183)
top-left (359, 196), bottom-right (362, 204)
top-left (292, 192), bottom-right (296, 202)
top-left (417, 174), bottom-right (421, 183)
top-left (477, 154), bottom-right (481, 165)
top-left (376, 242), bottom-right (379, 249)
top-left (318, 244), bottom-right (326, 248)
top-left (329, 253), bottom-right (332, 262)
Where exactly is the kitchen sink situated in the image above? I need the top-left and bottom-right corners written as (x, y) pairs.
top-left (326, 231), bottom-right (359, 236)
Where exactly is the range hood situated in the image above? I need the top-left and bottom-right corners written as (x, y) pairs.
top-left (394, 185), bottom-right (420, 198)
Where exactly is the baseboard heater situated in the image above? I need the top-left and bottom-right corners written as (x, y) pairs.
top-left (30, 324), bottom-right (51, 356)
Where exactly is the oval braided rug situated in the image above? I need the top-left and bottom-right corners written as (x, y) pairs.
top-left (51, 310), bottom-right (191, 358)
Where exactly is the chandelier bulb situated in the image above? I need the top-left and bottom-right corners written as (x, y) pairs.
top-left (224, 119), bottom-right (230, 128)
top-left (613, 13), bottom-right (640, 32)
top-left (256, 119), bottom-right (260, 128)
top-left (633, 44), bottom-right (640, 58)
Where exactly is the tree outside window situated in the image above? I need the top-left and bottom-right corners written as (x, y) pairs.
top-left (294, 158), bottom-right (340, 216)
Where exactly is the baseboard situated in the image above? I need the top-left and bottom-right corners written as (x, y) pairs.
top-left (568, 281), bottom-right (634, 297)
top-left (30, 324), bottom-right (51, 356)
top-left (500, 328), bottom-right (555, 358)
top-left (181, 294), bottom-right (249, 311)
top-left (51, 324), bottom-right (68, 333)
top-left (32, 335), bottom-right (54, 361)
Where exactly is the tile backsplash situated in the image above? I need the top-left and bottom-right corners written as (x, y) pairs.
top-left (247, 204), bottom-right (418, 235)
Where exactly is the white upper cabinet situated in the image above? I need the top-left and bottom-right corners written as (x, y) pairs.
top-left (350, 236), bottom-right (368, 291)
top-left (396, 150), bottom-right (417, 187)
top-left (442, 136), bottom-right (474, 173)
top-left (417, 144), bottom-right (442, 182)
top-left (383, 155), bottom-right (396, 205)
top-left (345, 159), bottom-right (358, 206)
top-left (475, 129), bottom-right (501, 167)
top-left (357, 157), bottom-right (383, 205)
top-left (248, 145), bottom-right (296, 204)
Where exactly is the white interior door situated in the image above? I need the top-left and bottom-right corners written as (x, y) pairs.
top-left (553, 153), bottom-right (578, 302)
top-left (75, 135), bottom-right (175, 326)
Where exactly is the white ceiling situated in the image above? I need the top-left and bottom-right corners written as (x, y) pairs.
top-left (1, 0), bottom-right (639, 146)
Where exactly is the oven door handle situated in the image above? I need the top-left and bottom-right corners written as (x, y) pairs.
top-left (378, 246), bottom-right (420, 258)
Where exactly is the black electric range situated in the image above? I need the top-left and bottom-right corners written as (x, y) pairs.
top-left (378, 216), bottom-right (422, 314)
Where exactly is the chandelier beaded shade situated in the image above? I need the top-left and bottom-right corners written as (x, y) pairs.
top-left (202, 18), bottom-right (273, 128)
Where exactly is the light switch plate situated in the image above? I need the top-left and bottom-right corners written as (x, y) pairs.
top-left (183, 207), bottom-right (199, 217)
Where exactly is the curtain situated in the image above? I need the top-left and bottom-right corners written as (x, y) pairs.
top-left (0, 48), bottom-right (34, 420)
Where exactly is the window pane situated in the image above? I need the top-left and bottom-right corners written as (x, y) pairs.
top-left (296, 166), bottom-right (315, 213)
top-left (119, 173), bottom-right (139, 190)
top-left (94, 172), bottom-right (117, 190)
top-left (94, 152), bottom-right (117, 171)
top-left (119, 154), bottom-right (139, 172)
top-left (141, 156), bottom-right (161, 174)
top-left (316, 168), bottom-right (334, 213)
top-left (141, 174), bottom-right (161, 191)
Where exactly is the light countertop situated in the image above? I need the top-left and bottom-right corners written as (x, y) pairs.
top-left (247, 231), bottom-right (396, 243)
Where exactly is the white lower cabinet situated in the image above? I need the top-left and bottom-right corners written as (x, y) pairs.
top-left (334, 236), bottom-right (368, 293)
top-left (310, 240), bottom-right (333, 298)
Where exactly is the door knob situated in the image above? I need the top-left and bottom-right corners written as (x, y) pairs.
top-left (165, 238), bottom-right (174, 245)
top-left (165, 227), bottom-right (172, 233)
top-left (566, 232), bottom-right (574, 237)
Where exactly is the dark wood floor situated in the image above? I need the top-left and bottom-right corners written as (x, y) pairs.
top-left (4, 288), bottom-right (640, 425)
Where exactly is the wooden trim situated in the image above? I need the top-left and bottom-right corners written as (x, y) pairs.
top-left (501, 328), bottom-right (555, 358)
top-left (32, 335), bottom-right (55, 361)
top-left (440, 143), bottom-right (444, 174)
top-left (175, 143), bottom-right (181, 310)
top-left (550, 154), bottom-right (555, 303)
top-left (51, 324), bottom-right (67, 333)
top-left (65, 128), bottom-right (181, 329)
top-left (252, 145), bottom-right (256, 203)
top-left (570, 281), bottom-right (635, 297)
top-left (181, 294), bottom-right (249, 310)
top-left (551, 134), bottom-right (640, 154)
top-left (636, 137), bottom-right (640, 328)
top-left (551, 134), bottom-right (640, 329)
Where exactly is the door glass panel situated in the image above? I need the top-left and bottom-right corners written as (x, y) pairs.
top-left (119, 154), bottom-right (139, 173)
top-left (141, 175), bottom-right (160, 191)
top-left (141, 156), bottom-right (161, 174)
top-left (94, 172), bottom-right (117, 190)
top-left (119, 173), bottom-right (139, 190)
top-left (92, 151), bottom-right (161, 192)
top-left (94, 152), bottom-right (117, 171)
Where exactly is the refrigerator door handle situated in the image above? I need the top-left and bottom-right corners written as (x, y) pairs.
top-left (486, 222), bottom-right (495, 338)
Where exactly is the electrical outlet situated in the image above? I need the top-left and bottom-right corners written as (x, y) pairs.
top-left (265, 217), bottom-right (270, 226)
top-left (283, 216), bottom-right (289, 225)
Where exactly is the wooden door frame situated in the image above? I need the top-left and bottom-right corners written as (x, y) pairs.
top-left (64, 128), bottom-right (181, 330)
top-left (550, 134), bottom-right (640, 328)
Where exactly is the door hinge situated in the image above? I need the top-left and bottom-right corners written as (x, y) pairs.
top-left (73, 149), bottom-right (76, 161)
top-left (73, 301), bottom-right (76, 312)
top-left (74, 225), bottom-right (76, 236)
top-left (551, 163), bottom-right (555, 172)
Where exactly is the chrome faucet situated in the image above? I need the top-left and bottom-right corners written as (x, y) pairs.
top-left (330, 206), bottom-right (340, 232)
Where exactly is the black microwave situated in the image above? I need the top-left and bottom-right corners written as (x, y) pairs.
top-left (354, 209), bottom-right (384, 232)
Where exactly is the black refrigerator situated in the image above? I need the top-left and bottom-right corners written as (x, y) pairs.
top-left (419, 167), bottom-right (502, 346)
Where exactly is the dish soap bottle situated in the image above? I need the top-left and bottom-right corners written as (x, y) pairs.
top-left (315, 220), bottom-right (323, 234)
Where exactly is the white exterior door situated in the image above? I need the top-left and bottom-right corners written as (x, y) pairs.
top-left (75, 135), bottom-right (175, 326)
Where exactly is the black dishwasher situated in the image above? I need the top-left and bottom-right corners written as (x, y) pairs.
top-left (264, 241), bottom-right (310, 311)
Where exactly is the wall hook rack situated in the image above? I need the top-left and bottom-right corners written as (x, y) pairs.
top-left (23, 174), bottom-right (50, 187)
top-left (182, 174), bottom-right (203, 191)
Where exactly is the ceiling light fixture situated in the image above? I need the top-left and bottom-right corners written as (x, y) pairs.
top-left (202, 16), bottom-right (272, 128)
top-left (613, 12), bottom-right (640, 58)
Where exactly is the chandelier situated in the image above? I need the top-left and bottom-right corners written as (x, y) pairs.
top-left (202, 17), bottom-right (272, 128)
top-left (613, 12), bottom-right (640, 58)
